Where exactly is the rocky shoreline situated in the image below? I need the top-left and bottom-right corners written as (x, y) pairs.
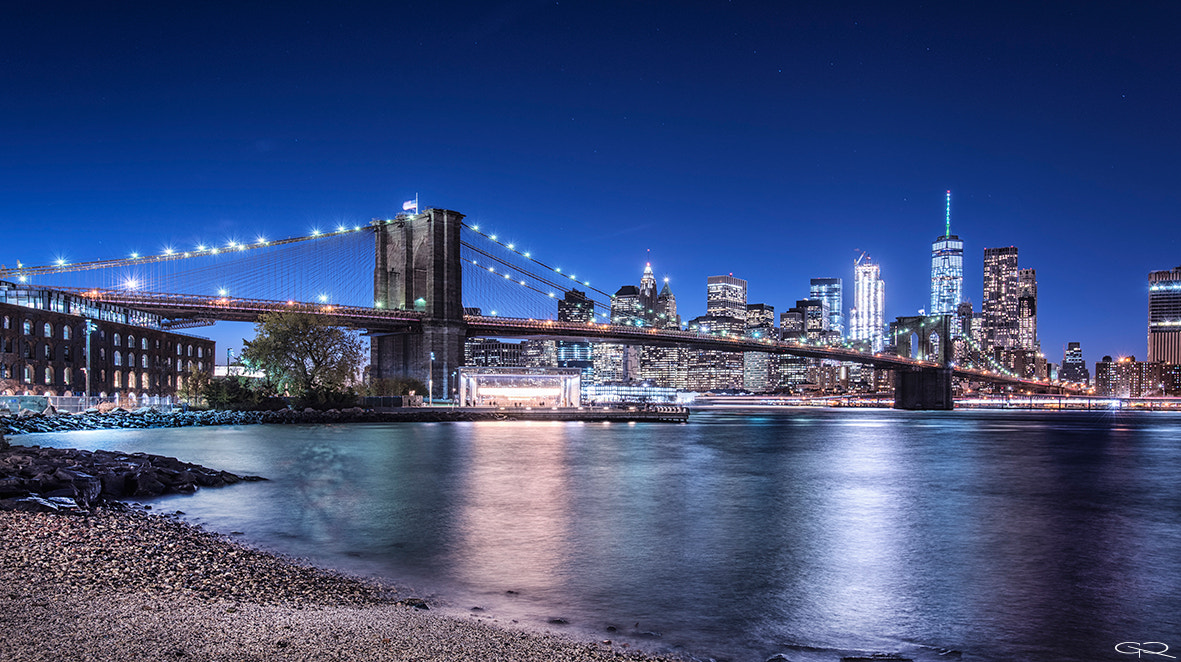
top-left (0, 443), bottom-right (266, 513)
top-left (0, 406), bottom-right (496, 436)
top-left (1, 507), bottom-right (681, 662)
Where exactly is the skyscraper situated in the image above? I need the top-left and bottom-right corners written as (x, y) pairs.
top-left (850, 254), bottom-right (886, 352)
top-left (809, 277), bottom-right (843, 337)
top-left (640, 277), bottom-right (686, 388)
top-left (982, 246), bottom-right (1020, 351)
top-left (1060, 342), bottom-right (1090, 384)
top-left (706, 274), bottom-right (747, 318)
top-left (1017, 268), bottom-right (1038, 351)
top-left (744, 303), bottom-right (776, 392)
top-left (929, 190), bottom-right (964, 317)
top-left (1149, 266), bottom-right (1181, 364)
top-left (556, 289), bottom-right (594, 382)
top-left (639, 262), bottom-right (658, 321)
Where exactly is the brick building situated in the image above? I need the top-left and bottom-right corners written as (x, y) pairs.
top-left (0, 282), bottom-right (214, 399)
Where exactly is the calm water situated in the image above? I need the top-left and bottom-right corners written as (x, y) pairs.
top-left (27, 409), bottom-right (1181, 661)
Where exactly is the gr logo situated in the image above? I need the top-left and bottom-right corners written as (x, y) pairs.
top-left (1115, 642), bottom-right (1175, 659)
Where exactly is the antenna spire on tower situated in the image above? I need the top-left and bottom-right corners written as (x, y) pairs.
top-left (945, 190), bottom-right (952, 236)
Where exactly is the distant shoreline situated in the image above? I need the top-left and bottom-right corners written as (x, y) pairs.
top-left (0, 405), bottom-right (689, 437)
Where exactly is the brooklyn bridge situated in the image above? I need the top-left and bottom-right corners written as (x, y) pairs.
top-left (0, 208), bottom-right (1076, 409)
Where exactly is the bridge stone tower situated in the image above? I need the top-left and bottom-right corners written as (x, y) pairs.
top-left (371, 208), bottom-right (466, 400)
top-left (892, 314), bottom-right (954, 410)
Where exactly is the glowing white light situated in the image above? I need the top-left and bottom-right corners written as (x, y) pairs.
top-left (488, 266), bottom-right (495, 272)
top-left (556, 268), bottom-right (562, 272)
top-left (519, 280), bottom-right (526, 285)
top-left (56, 258), bottom-right (65, 265)
top-left (503, 273), bottom-right (511, 279)
top-left (130, 252), bottom-right (139, 259)
top-left (508, 243), bottom-right (515, 249)
top-left (353, 226), bottom-right (360, 231)
top-left (548, 292), bottom-right (555, 297)
top-left (319, 294), bottom-right (328, 302)
top-left (524, 252), bottom-right (531, 258)
top-left (471, 225), bottom-right (479, 231)
top-left (218, 289), bottom-right (227, 296)
top-left (312, 229), bottom-right (322, 236)
top-left (197, 244), bottom-right (206, 251)
top-left (256, 237), bottom-right (266, 244)
top-left (490, 235), bottom-right (497, 241)
top-left (491, 310), bottom-right (497, 316)
top-left (164, 248), bottom-right (174, 255)
top-left (337, 225), bottom-right (345, 233)
top-left (125, 279), bottom-right (140, 290)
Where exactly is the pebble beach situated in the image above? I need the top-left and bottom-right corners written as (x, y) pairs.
top-left (0, 508), bottom-right (684, 662)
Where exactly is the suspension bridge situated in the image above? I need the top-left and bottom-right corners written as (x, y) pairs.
top-left (0, 208), bottom-right (1075, 409)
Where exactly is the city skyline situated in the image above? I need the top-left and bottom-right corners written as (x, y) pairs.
top-left (3, 2), bottom-right (1178, 365)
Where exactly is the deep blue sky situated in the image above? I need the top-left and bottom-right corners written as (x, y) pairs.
top-left (3, 1), bottom-right (1179, 366)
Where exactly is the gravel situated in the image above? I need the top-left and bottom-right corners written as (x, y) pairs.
top-left (0, 508), bottom-right (684, 661)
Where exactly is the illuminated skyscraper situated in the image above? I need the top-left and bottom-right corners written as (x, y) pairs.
top-left (706, 274), bottom-right (747, 318)
top-left (929, 190), bottom-right (964, 317)
top-left (556, 289), bottom-right (594, 381)
top-left (1149, 266), bottom-right (1181, 364)
top-left (982, 246), bottom-right (1020, 351)
top-left (1017, 268), bottom-right (1038, 351)
top-left (809, 277), bottom-right (843, 337)
top-left (850, 254), bottom-right (886, 352)
top-left (639, 262), bottom-right (658, 321)
top-left (1060, 342), bottom-right (1089, 384)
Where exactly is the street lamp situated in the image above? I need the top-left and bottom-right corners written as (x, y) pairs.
top-left (84, 320), bottom-right (97, 402)
top-left (429, 351), bottom-right (435, 406)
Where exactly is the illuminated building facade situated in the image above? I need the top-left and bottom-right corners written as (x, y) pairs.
top-left (744, 303), bottom-right (776, 392)
top-left (0, 281), bottom-right (214, 399)
top-left (1149, 266), bottom-right (1181, 364)
top-left (982, 246), bottom-right (1020, 351)
top-left (1017, 268), bottom-right (1038, 351)
top-left (556, 289), bottom-right (594, 381)
top-left (929, 190), bottom-right (964, 318)
top-left (706, 274), bottom-right (747, 318)
top-left (639, 279), bottom-right (686, 388)
top-left (1094, 355), bottom-right (1161, 398)
top-left (1060, 341), bottom-right (1089, 384)
top-left (850, 255), bottom-right (886, 352)
top-left (809, 278), bottom-right (843, 337)
top-left (456, 367), bottom-right (581, 407)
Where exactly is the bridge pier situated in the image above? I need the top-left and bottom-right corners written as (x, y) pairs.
top-left (371, 208), bottom-right (466, 400)
top-left (893, 367), bottom-right (954, 410)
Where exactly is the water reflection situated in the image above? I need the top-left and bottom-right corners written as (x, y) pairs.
top-left (21, 410), bottom-right (1181, 662)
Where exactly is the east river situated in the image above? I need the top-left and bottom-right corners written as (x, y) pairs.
top-left (28, 409), bottom-right (1181, 661)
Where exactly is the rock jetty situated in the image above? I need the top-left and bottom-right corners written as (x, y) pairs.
top-left (0, 444), bottom-right (265, 513)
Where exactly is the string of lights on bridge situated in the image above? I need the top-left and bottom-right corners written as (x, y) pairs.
top-left (0, 211), bottom-right (1067, 389)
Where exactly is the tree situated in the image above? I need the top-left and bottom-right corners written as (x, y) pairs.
top-left (239, 312), bottom-right (364, 400)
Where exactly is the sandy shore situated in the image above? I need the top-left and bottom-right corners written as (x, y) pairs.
top-left (0, 508), bottom-right (685, 662)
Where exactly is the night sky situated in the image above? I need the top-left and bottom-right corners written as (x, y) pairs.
top-left (3, 1), bottom-right (1179, 367)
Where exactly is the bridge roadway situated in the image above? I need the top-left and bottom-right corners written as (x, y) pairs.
top-left (69, 288), bottom-right (1070, 394)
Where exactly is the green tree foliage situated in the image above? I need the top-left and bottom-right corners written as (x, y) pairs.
top-left (200, 376), bottom-right (286, 411)
top-left (177, 367), bottom-right (212, 408)
top-left (240, 312), bottom-right (364, 401)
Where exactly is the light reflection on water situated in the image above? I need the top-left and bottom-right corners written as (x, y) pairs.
top-left (24, 409), bottom-right (1181, 662)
